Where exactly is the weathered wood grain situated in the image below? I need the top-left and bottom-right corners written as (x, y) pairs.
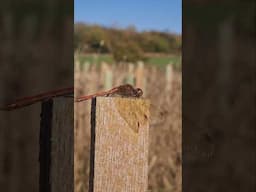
top-left (89, 97), bottom-right (150, 192)
top-left (50, 98), bottom-right (74, 192)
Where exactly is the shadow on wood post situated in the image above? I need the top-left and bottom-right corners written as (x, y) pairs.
top-left (39, 98), bottom-right (74, 192)
top-left (40, 99), bottom-right (53, 192)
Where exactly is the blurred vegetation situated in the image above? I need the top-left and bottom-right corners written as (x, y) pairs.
top-left (74, 23), bottom-right (181, 62)
top-left (77, 54), bottom-right (181, 70)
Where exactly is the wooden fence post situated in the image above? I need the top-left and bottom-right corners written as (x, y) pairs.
top-left (104, 69), bottom-right (113, 90)
top-left (89, 97), bottom-right (150, 192)
top-left (125, 63), bottom-right (135, 85)
top-left (101, 62), bottom-right (113, 89)
top-left (135, 61), bottom-right (147, 96)
top-left (135, 61), bottom-right (144, 89)
top-left (75, 59), bottom-right (81, 86)
top-left (39, 97), bottom-right (74, 192)
top-left (165, 64), bottom-right (174, 92)
top-left (83, 61), bottom-right (90, 73)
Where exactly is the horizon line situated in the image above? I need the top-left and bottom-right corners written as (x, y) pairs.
top-left (75, 21), bottom-right (182, 35)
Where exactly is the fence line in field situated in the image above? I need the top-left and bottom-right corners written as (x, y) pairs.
top-left (74, 60), bottom-right (175, 96)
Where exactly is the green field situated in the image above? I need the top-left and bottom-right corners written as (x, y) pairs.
top-left (78, 54), bottom-right (113, 64)
top-left (77, 54), bottom-right (181, 70)
top-left (147, 56), bottom-right (181, 69)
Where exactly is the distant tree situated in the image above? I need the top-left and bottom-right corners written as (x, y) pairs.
top-left (126, 25), bottom-right (137, 33)
top-left (74, 23), bottom-right (181, 55)
top-left (112, 41), bottom-right (144, 62)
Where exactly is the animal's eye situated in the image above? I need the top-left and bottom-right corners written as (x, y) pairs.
top-left (137, 89), bottom-right (143, 96)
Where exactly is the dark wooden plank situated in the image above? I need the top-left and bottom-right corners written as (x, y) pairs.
top-left (39, 99), bottom-right (53, 192)
top-left (39, 97), bottom-right (73, 192)
top-left (51, 98), bottom-right (74, 192)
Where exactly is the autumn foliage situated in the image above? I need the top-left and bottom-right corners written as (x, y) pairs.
top-left (74, 23), bottom-right (181, 62)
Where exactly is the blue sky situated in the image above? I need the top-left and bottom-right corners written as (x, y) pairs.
top-left (75, 0), bottom-right (181, 34)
